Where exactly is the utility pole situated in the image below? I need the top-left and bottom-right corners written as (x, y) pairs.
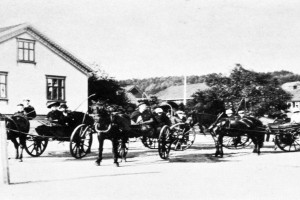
top-left (183, 75), bottom-right (187, 105)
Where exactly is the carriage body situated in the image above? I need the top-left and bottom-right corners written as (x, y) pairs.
top-left (19, 111), bottom-right (95, 159)
top-left (267, 122), bottom-right (300, 152)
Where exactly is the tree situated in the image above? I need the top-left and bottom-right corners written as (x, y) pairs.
top-left (189, 64), bottom-right (292, 116)
top-left (88, 63), bottom-right (128, 106)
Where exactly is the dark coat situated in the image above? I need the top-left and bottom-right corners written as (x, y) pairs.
top-left (46, 110), bottom-right (64, 125)
top-left (24, 105), bottom-right (36, 119)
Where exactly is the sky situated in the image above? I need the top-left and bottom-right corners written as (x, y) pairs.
top-left (1, 0), bottom-right (300, 80)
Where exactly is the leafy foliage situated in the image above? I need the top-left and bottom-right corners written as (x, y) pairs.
top-left (189, 65), bottom-right (292, 116)
top-left (88, 64), bottom-right (128, 106)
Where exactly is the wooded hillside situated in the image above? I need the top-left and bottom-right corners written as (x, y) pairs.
top-left (119, 70), bottom-right (300, 95)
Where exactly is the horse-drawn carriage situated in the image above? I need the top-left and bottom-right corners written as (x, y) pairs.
top-left (90, 100), bottom-right (197, 166)
top-left (192, 108), bottom-right (300, 157)
top-left (3, 111), bottom-right (95, 161)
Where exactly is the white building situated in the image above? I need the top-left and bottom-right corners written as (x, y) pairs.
top-left (0, 23), bottom-right (93, 115)
top-left (281, 81), bottom-right (300, 112)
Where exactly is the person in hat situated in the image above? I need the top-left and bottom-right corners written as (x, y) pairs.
top-left (130, 102), bottom-right (157, 138)
top-left (153, 107), bottom-right (171, 133)
top-left (13, 103), bottom-right (26, 117)
top-left (35, 101), bottom-right (64, 137)
top-left (171, 110), bottom-right (187, 124)
top-left (23, 98), bottom-right (36, 120)
top-left (134, 102), bottom-right (155, 125)
top-left (46, 101), bottom-right (64, 124)
top-left (59, 103), bottom-right (75, 127)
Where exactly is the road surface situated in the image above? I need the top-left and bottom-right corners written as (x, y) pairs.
top-left (1, 134), bottom-right (300, 200)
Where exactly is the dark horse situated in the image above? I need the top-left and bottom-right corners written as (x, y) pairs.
top-left (191, 100), bottom-right (265, 157)
top-left (4, 114), bottom-right (30, 162)
top-left (209, 114), bottom-right (265, 157)
top-left (90, 101), bottom-right (130, 167)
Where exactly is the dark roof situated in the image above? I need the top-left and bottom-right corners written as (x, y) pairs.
top-left (0, 23), bottom-right (93, 75)
top-left (155, 83), bottom-right (210, 101)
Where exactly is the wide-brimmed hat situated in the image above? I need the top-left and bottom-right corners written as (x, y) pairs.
top-left (154, 108), bottom-right (163, 113)
top-left (17, 103), bottom-right (24, 107)
top-left (47, 101), bottom-right (60, 108)
top-left (138, 102), bottom-right (147, 107)
top-left (59, 103), bottom-right (68, 109)
top-left (176, 110), bottom-right (185, 115)
top-left (96, 100), bottom-right (106, 105)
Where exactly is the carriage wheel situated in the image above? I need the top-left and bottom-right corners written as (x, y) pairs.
top-left (158, 126), bottom-right (172, 159)
top-left (275, 132), bottom-right (300, 152)
top-left (222, 135), bottom-right (252, 149)
top-left (70, 124), bottom-right (93, 159)
top-left (141, 137), bottom-right (159, 149)
top-left (171, 124), bottom-right (196, 151)
top-left (25, 136), bottom-right (48, 157)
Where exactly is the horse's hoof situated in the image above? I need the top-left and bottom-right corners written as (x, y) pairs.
top-left (95, 161), bottom-right (101, 166)
top-left (114, 162), bottom-right (119, 167)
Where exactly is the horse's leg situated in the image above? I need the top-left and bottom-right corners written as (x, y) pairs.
top-left (215, 135), bottom-right (221, 157)
top-left (95, 133), bottom-right (104, 166)
top-left (112, 138), bottom-right (119, 167)
top-left (111, 137), bottom-right (119, 167)
top-left (119, 132), bottom-right (128, 162)
top-left (257, 134), bottom-right (264, 155)
top-left (219, 136), bottom-right (224, 158)
top-left (10, 137), bottom-right (19, 159)
top-left (18, 136), bottom-right (27, 162)
top-left (251, 136), bottom-right (259, 154)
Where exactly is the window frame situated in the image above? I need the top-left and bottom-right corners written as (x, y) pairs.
top-left (46, 75), bottom-right (66, 102)
top-left (17, 38), bottom-right (36, 64)
top-left (0, 71), bottom-right (8, 100)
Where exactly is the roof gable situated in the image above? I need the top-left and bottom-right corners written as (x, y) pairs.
top-left (0, 23), bottom-right (93, 76)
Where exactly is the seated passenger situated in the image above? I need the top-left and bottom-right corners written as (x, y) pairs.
top-left (153, 107), bottom-right (171, 134)
top-left (35, 101), bottom-right (66, 138)
top-left (171, 110), bottom-right (187, 124)
top-left (154, 108), bottom-right (171, 127)
top-left (131, 102), bottom-right (156, 137)
top-left (14, 103), bottom-right (26, 117)
top-left (59, 103), bottom-right (75, 127)
top-left (23, 98), bottom-right (37, 120)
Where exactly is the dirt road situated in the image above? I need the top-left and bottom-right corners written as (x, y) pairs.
top-left (1, 134), bottom-right (300, 200)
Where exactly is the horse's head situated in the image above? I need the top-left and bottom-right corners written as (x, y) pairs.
top-left (90, 100), bottom-right (116, 133)
top-left (90, 100), bottom-right (107, 115)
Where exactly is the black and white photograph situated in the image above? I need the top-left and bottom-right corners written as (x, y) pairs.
top-left (1, 0), bottom-right (300, 199)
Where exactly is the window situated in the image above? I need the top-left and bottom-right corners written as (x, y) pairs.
top-left (0, 72), bottom-right (7, 99)
top-left (46, 76), bottom-right (65, 101)
top-left (17, 38), bottom-right (35, 63)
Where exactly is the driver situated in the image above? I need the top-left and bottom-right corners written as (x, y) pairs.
top-left (35, 101), bottom-right (65, 137)
top-left (131, 102), bottom-right (156, 137)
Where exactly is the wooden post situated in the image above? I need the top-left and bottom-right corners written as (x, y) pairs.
top-left (0, 120), bottom-right (10, 185)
